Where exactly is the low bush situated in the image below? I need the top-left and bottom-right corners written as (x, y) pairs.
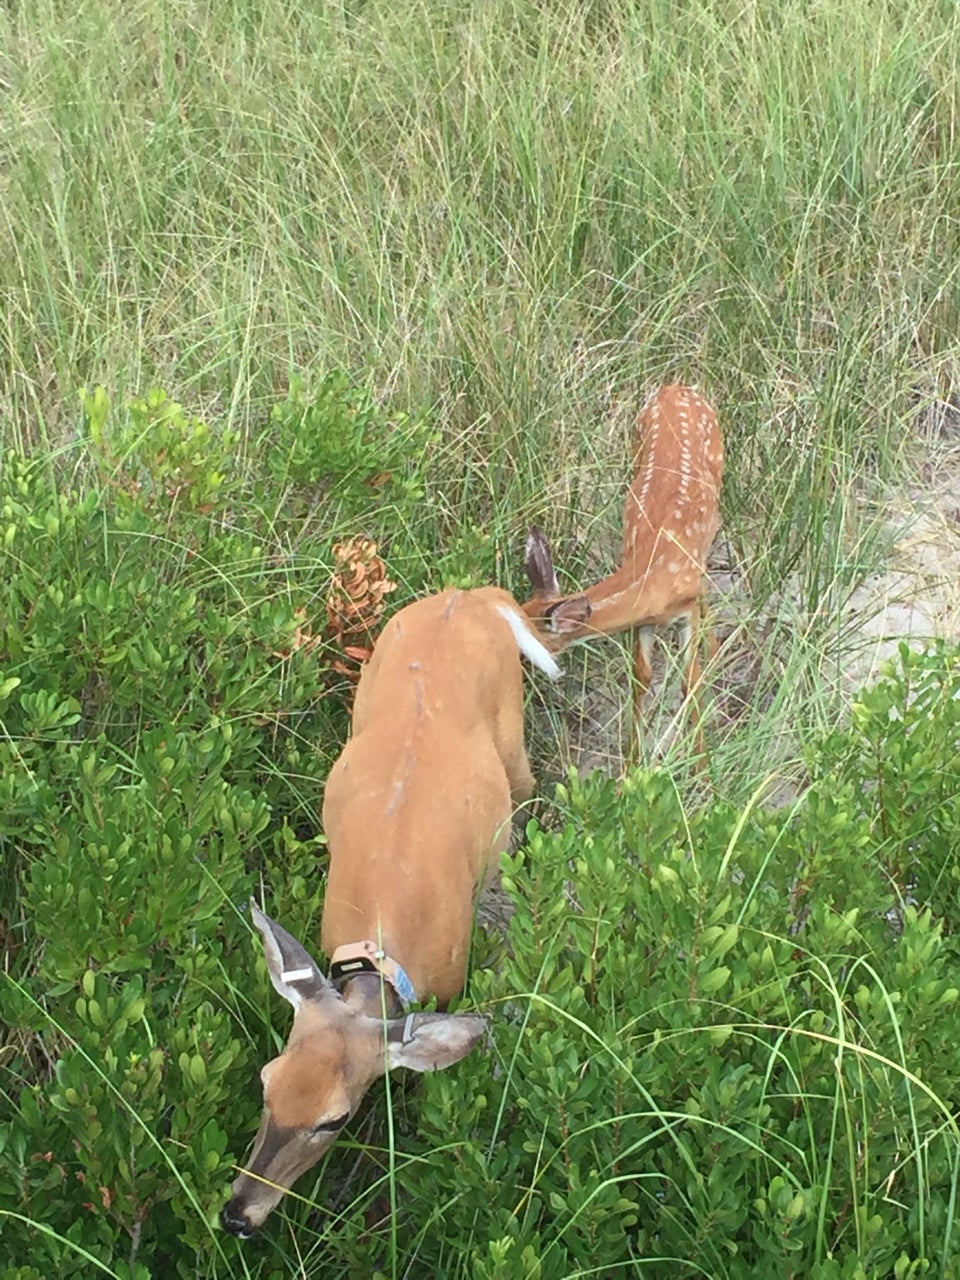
top-left (405, 705), bottom-right (960, 1277)
top-left (0, 380), bottom-right (422, 1277)
top-left (2, 381), bottom-right (959, 1277)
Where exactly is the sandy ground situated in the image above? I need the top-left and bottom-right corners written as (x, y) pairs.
top-left (842, 451), bottom-right (960, 691)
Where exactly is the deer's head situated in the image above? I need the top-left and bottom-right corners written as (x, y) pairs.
top-left (521, 526), bottom-right (592, 646)
top-left (221, 903), bottom-right (487, 1236)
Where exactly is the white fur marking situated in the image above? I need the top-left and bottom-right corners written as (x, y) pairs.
top-left (496, 605), bottom-right (562, 680)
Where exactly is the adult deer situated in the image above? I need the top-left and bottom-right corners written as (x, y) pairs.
top-left (523, 385), bottom-right (724, 753)
top-left (221, 587), bottom-right (560, 1237)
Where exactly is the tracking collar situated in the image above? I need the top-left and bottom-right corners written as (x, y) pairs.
top-left (329, 940), bottom-right (417, 1009)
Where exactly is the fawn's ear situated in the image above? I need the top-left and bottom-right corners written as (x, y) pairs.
top-left (250, 900), bottom-right (333, 1009)
top-left (386, 1013), bottom-right (488, 1072)
top-left (524, 526), bottom-right (560, 597)
top-left (545, 596), bottom-right (592, 633)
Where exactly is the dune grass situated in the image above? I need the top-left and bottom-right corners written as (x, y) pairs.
top-left (4, 0), bottom-right (956, 675)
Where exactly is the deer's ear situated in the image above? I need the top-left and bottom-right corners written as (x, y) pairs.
top-left (249, 900), bottom-right (333, 1009)
top-left (386, 1013), bottom-right (487, 1073)
top-left (524, 526), bottom-right (560, 597)
top-left (545, 596), bottom-right (592, 634)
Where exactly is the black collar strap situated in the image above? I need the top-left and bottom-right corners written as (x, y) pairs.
top-left (329, 940), bottom-right (417, 1008)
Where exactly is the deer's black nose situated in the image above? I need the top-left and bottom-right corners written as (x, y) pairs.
top-left (221, 1199), bottom-right (256, 1238)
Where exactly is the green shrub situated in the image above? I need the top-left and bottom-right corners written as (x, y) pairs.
top-left (261, 373), bottom-right (433, 507)
top-left (0, 378), bottom-right (429, 1276)
top-left (813, 641), bottom-right (960, 922)
top-left (387, 644), bottom-right (960, 1278)
top-left (3, 381), bottom-right (960, 1276)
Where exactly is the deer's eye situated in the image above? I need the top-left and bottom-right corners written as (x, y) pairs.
top-left (312, 1112), bottom-right (349, 1136)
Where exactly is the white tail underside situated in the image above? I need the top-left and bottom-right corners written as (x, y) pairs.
top-left (495, 604), bottom-right (562, 680)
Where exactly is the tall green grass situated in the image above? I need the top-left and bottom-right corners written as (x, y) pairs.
top-left (4, 0), bottom-right (956, 594)
top-left (5, 1), bottom-right (956, 430)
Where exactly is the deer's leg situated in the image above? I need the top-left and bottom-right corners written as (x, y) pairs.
top-left (703, 591), bottom-right (719, 670)
top-left (494, 695), bottom-right (537, 805)
top-left (678, 596), bottom-right (714, 758)
top-left (503, 745), bottom-right (536, 806)
top-left (630, 624), bottom-right (655, 751)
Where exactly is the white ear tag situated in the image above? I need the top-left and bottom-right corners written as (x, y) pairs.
top-left (281, 967), bottom-right (314, 982)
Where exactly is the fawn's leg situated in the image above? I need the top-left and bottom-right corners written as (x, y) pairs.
top-left (678, 596), bottom-right (716, 760)
top-left (627, 624), bottom-right (656, 763)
